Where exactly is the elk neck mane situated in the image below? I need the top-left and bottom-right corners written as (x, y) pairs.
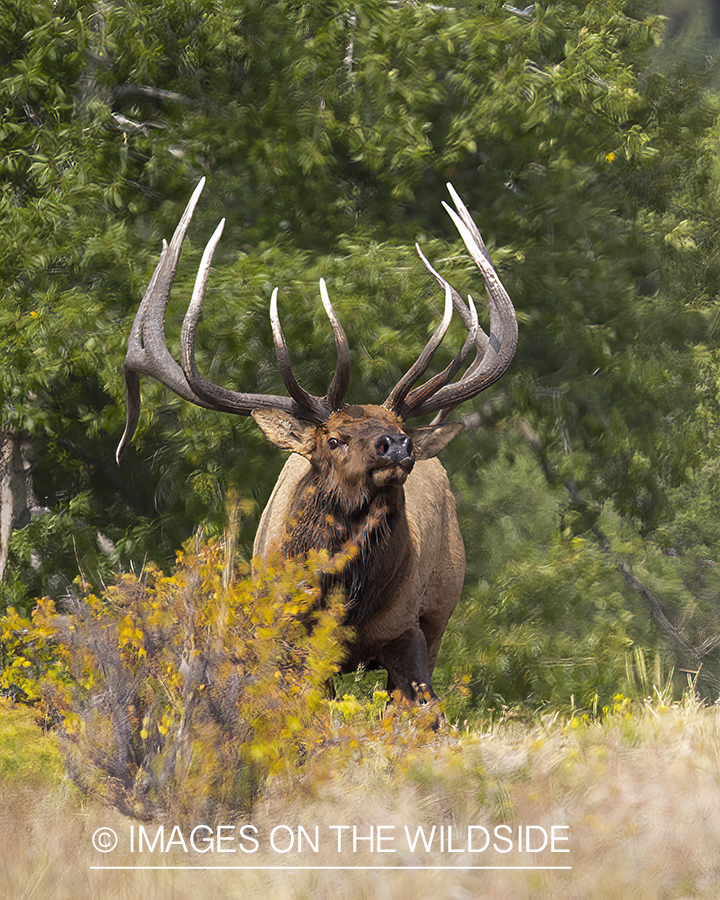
top-left (282, 463), bottom-right (413, 627)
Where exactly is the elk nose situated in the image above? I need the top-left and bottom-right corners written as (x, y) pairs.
top-left (376, 433), bottom-right (414, 466)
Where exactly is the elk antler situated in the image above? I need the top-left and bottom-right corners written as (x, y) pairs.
top-left (384, 183), bottom-right (518, 421)
top-left (116, 179), bottom-right (350, 461)
top-left (116, 181), bottom-right (517, 462)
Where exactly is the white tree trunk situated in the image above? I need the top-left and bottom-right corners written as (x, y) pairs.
top-left (0, 432), bottom-right (48, 582)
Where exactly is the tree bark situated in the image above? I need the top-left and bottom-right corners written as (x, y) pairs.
top-left (0, 432), bottom-right (48, 582)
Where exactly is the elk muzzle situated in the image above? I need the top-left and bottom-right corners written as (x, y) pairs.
top-left (372, 432), bottom-right (415, 486)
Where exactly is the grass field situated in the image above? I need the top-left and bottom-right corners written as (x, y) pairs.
top-left (2, 693), bottom-right (719, 899)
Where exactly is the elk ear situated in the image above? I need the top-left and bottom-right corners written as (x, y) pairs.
top-left (251, 409), bottom-right (317, 457)
top-left (406, 421), bottom-right (464, 460)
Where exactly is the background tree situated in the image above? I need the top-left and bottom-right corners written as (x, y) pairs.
top-left (3, 0), bottom-right (720, 712)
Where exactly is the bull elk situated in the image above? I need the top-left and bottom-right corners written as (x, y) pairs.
top-left (116, 180), bottom-right (517, 701)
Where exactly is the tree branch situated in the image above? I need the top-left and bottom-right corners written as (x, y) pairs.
top-left (110, 84), bottom-right (194, 106)
top-left (516, 418), bottom-right (720, 684)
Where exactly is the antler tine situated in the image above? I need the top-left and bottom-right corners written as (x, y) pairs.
top-left (384, 280), bottom-right (454, 413)
top-left (178, 223), bottom-right (303, 420)
top-left (415, 243), bottom-right (489, 355)
top-left (320, 278), bottom-right (351, 410)
top-left (446, 183), bottom-right (494, 267)
top-left (270, 289), bottom-right (331, 422)
top-left (400, 294), bottom-right (479, 415)
top-left (117, 181), bottom-right (333, 463)
top-left (179, 216), bottom-right (226, 392)
top-left (395, 241), bottom-right (488, 419)
top-left (117, 179), bottom-right (213, 462)
top-left (401, 185), bottom-right (517, 420)
top-left (123, 179), bottom-right (208, 397)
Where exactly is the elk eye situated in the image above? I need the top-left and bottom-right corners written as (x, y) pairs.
top-left (328, 437), bottom-right (345, 450)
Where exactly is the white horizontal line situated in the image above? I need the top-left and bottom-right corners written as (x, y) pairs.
top-left (91, 865), bottom-right (572, 871)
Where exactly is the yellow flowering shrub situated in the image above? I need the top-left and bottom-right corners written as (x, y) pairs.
top-left (1, 541), bottom-right (354, 821)
top-left (1, 537), bottom-right (446, 822)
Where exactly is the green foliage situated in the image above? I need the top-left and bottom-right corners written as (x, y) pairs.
top-left (3, 0), bottom-right (720, 716)
top-left (0, 699), bottom-right (63, 786)
top-left (650, 0), bottom-right (720, 89)
top-left (442, 535), bottom-right (649, 712)
top-left (436, 444), bottom-right (665, 715)
top-left (436, 432), bottom-right (720, 711)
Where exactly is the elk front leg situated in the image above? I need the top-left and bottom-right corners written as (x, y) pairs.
top-left (380, 627), bottom-right (436, 702)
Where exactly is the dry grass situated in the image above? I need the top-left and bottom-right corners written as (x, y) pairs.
top-left (2, 694), bottom-right (720, 899)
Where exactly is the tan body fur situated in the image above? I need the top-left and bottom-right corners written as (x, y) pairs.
top-left (254, 451), bottom-right (465, 696)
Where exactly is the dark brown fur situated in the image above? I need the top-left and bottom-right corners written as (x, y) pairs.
top-left (285, 464), bottom-right (410, 627)
top-left (252, 405), bottom-right (465, 699)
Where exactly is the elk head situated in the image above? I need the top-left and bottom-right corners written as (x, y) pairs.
top-left (116, 180), bottom-right (518, 484)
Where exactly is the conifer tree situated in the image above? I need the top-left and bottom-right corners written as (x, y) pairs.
top-left (3, 0), bottom-right (720, 709)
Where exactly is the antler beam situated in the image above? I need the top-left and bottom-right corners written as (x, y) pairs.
top-left (116, 180), bottom-right (350, 461)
